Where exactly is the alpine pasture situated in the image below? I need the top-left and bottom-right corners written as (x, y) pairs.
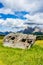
top-left (0, 35), bottom-right (43, 65)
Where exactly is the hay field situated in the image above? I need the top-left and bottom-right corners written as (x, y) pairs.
top-left (0, 36), bottom-right (43, 65)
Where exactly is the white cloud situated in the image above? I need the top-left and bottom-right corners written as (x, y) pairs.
top-left (0, 0), bottom-right (43, 14)
top-left (0, 19), bottom-right (4, 24)
top-left (0, 0), bottom-right (43, 32)
top-left (0, 18), bottom-right (28, 32)
top-left (24, 13), bottom-right (43, 24)
top-left (0, 13), bottom-right (43, 32)
top-left (0, 8), bottom-right (14, 14)
top-left (3, 18), bottom-right (25, 27)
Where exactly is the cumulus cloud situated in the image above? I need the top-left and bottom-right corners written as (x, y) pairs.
top-left (0, 18), bottom-right (28, 32)
top-left (24, 13), bottom-right (43, 24)
top-left (0, 0), bottom-right (43, 14)
top-left (0, 0), bottom-right (43, 32)
top-left (0, 8), bottom-right (14, 14)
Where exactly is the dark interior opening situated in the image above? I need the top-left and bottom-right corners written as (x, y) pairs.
top-left (11, 37), bottom-right (15, 40)
top-left (9, 36), bottom-right (11, 38)
top-left (21, 39), bottom-right (26, 42)
top-left (27, 40), bottom-right (32, 43)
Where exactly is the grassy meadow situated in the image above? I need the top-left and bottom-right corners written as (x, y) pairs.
top-left (0, 36), bottom-right (43, 65)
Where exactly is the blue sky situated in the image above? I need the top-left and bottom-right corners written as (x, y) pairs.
top-left (0, 0), bottom-right (43, 32)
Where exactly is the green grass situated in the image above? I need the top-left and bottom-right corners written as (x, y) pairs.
top-left (0, 39), bottom-right (43, 65)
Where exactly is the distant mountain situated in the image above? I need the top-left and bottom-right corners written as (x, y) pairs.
top-left (33, 32), bottom-right (43, 35)
top-left (33, 26), bottom-right (41, 33)
top-left (33, 27), bottom-right (43, 35)
top-left (0, 31), bottom-right (12, 35)
top-left (23, 27), bottom-right (34, 34)
top-left (0, 32), bottom-right (4, 35)
top-left (18, 26), bottom-right (43, 35)
top-left (0, 26), bottom-right (43, 35)
top-left (18, 27), bottom-right (34, 34)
